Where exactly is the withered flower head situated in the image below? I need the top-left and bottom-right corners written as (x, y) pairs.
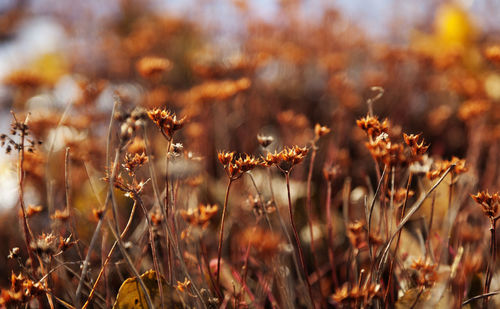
top-left (123, 152), bottom-right (149, 176)
top-left (136, 56), bottom-right (172, 79)
top-left (323, 164), bottom-right (341, 181)
top-left (241, 227), bottom-right (282, 259)
top-left (330, 282), bottom-right (381, 307)
top-left (180, 204), bottom-right (219, 228)
top-left (426, 156), bottom-right (468, 180)
top-left (262, 145), bottom-right (308, 172)
top-left (235, 154), bottom-right (261, 173)
top-left (314, 123), bottom-right (331, 139)
top-left (217, 150), bottom-right (235, 166)
top-left (458, 99), bottom-right (491, 122)
top-left (51, 208), bottom-right (70, 222)
top-left (471, 191), bottom-right (500, 218)
top-left (24, 205), bottom-right (43, 218)
top-left (147, 108), bottom-right (186, 141)
top-left (347, 220), bottom-right (367, 250)
top-left (257, 134), bottom-right (274, 148)
top-left (410, 258), bottom-right (437, 288)
top-left (403, 133), bottom-right (429, 157)
top-left (356, 115), bottom-right (389, 139)
top-left (30, 233), bottom-right (57, 262)
top-left (176, 278), bottom-right (191, 293)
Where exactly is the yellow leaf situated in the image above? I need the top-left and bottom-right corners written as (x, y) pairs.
top-left (113, 270), bottom-right (182, 309)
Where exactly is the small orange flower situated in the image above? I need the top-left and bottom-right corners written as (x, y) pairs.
top-left (471, 191), bottom-right (500, 218)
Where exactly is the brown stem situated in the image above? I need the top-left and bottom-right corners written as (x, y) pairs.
top-left (217, 178), bottom-right (233, 286)
top-left (384, 171), bottom-right (412, 305)
top-left (164, 139), bottom-right (173, 284)
top-left (325, 178), bottom-right (338, 288)
top-left (305, 145), bottom-right (323, 296)
top-left (483, 218), bottom-right (496, 308)
top-left (285, 172), bottom-right (315, 308)
top-left (16, 117), bottom-right (36, 271)
top-left (81, 200), bottom-right (137, 309)
top-left (136, 196), bottom-right (165, 309)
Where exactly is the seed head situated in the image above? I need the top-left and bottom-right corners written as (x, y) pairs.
top-left (314, 123), bottom-right (331, 140)
top-left (147, 108), bottom-right (186, 141)
top-left (471, 190), bottom-right (500, 218)
top-left (257, 134), bottom-right (274, 148)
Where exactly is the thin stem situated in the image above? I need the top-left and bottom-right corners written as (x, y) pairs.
top-left (483, 218), bottom-right (497, 308)
top-left (76, 100), bottom-right (119, 305)
top-left (105, 219), bottom-right (154, 309)
top-left (247, 172), bottom-right (273, 232)
top-left (368, 166), bottom-right (387, 264)
top-left (165, 139), bottom-right (173, 284)
top-left (305, 144), bottom-right (323, 297)
top-left (285, 172), bottom-right (314, 308)
top-left (384, 171), bottom-right (412, 304)
top-left (136, 195), bottom-right (165, 309)
top-left (375, 164), bottom-right (455, 281)
top-left (325, 178), bottom-right (338, 288)
top-left (81, 200), bottom-right (137, 309)
top-left (217, 178), bottom-right (233, 286)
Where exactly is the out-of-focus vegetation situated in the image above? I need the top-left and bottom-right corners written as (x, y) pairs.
top-left (0, 0), bottom-right (500, 308)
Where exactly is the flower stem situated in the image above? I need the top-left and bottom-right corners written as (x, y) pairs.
top-left (217, 178), bottom-right (233, 287)
top-left (285, 172), bottom-right (314, 308)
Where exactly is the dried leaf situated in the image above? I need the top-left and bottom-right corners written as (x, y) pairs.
top-left (112, 270), bottom-right (182, 309)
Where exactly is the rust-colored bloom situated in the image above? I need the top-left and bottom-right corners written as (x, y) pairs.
top-left (314, 123), bottom-right (331, 139)
top-left (122, 152), bottom-right (149, 176)
top-left (403, 133), bottom-right (429, 157)
top-left (180, 204), bottom-right (219, 228)
top-left (262, 145), bottom-right (308, 172)
top-left (410, 258), bottom-right (438, 288)
top-left (217, 150), bottom-right (235, 166)
top-left (356, 115), bottom-right (389, 139)
top-left (426, 156), bottom-right (467, 180)
top-left (147, 108), bottom-right (186, 140)
top-left (471, 191), bottom-right (500, 218)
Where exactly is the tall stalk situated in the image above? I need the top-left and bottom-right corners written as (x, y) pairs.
top-left (217, 178), bottom-right (233, 286)
top-left (285, 172), bottom-right (314, 308)
top-left (325, 176), bottom-right (338, 288)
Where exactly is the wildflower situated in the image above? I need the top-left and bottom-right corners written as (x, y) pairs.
top-left (136, 56), bottom-right (172, 79)
top-left (256, 134), bottom-right (274, 148)
top-left (330, 282), bottom-right (381, 307)
top-left (426, 156), bottom-right (467, 180)
top-left (403, 133), bottom-right (429, 157)
top-left (323, 164), bottom-right (341, 181)
top-left (24, 205), bottom-right (43, 218)
top-left (180, 204), bottom-right (219, 228)
top-left (217, 150), bottom-right (235, 166)
top-left (458, 99), bottom-right (490, 122)
top-left (147, 108), bottom-right (186, 141)
top-left (263, 145), bottom-right (309, 172)
top-left (314, 123), bottom-right (330, 140)
top-left (410, 258), bottom-right (438, 288)
top-left (471, 191), bottom-right (500, 218)
top-left (176, 278), bottom-right (191, 292)
top-left (356, 115), bottom-right (389, 139)
top-left (51, 208), bottom-right (70, 222)
top-left (122, 152), bottom-right (149, 176)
